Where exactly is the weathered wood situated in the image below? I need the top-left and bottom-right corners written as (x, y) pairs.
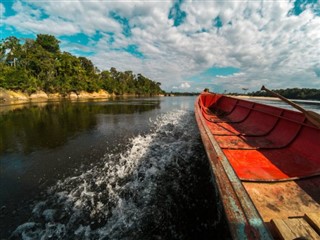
top-left (195, 99), bottom-right (273, 239)
top-left (271, 219), bottom-right (298, 239)
top-left (243, 179), bottom-right (320, 223)
top-left (305, 213), bottom-right (320, 235)
top-left (271, 218), bottom-right (319, 240)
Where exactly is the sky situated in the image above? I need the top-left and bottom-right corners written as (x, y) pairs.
top-left (0, 0), bottom-right (319, 93)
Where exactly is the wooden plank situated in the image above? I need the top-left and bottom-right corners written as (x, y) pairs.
top-left (271, 218), bottom-right (319, 240)
top-left (287, 218), bottom-right (320, 239)
top-left (271, 219), bottom-right (297, 240)
top-left (305, 213), bottom-right (320, 234)
top-left (243, 179), bottom-right (320, 223)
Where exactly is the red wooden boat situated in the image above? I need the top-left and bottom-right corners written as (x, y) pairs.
top-left (195, 92), bottom-right (320, 239)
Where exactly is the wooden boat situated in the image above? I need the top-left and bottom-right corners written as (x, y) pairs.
top-left (195, 92), bottom-right (320, 239)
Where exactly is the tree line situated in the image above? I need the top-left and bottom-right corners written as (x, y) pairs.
top-left (247, 88), bottom-right (320, 101)
top-left (0, 34), bottom-right (164, 96)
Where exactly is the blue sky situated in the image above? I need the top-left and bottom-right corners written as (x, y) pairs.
top-left (1, 0), bottom-right (319, 92)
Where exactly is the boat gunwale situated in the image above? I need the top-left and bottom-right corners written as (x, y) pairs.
top-left (195, 95), bottom-right (273, 240)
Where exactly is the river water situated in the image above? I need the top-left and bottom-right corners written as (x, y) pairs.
top-left (0, 96), bottom-right (229, 239)
top-left (1, 96), bottom-right (319, 239)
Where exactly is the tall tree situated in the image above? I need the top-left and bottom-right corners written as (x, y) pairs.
top-left (79, 57), bottom-right (95, 75)
top-left (1, 36), bottom-right (22, 67)
top-left (35, 34), bottom-right (60, 54)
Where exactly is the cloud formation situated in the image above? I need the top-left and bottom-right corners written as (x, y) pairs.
top-left (173, 82), bottom-right (191, 90)
top-left (2, 0), bottom-right (320, 92)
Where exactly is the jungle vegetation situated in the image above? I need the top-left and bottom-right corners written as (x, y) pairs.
top-left (247, 88), bottom-right (320, 101)
top-left (0, 34), bottom-right (164, 96)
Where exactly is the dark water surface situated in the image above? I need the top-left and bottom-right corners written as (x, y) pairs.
top-left (0, 97), bottom-right (230, 239)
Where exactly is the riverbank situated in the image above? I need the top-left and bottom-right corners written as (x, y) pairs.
top-left (0, 88), bottom-right (168, 105)
top-left (0, 88), bottom-right (116, 103)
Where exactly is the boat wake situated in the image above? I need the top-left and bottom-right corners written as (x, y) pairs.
top-left (11, 110), bottom-right (226, 239)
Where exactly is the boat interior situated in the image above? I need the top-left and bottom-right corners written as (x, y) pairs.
top-left (199, 94), bottom-right (320, 182)
top-left (198, 93), bottom-right (320, 239)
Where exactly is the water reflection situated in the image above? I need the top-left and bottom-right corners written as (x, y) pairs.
top-left (0, 98), bottom-right (162, 236)
top-left (0, 97), bottom-right (206, 238)
top-left (0, 99), bottom-right (160, 155)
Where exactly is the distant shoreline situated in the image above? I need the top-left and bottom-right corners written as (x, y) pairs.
top-left (230, 94), bottom-right (320, 104)
top-left (229, 95), bottom-right (280, 101)
top-left (2, 90), bottom-right (319, 109)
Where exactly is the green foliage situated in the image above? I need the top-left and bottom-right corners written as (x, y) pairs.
top-left (0, 34), bottom-right (164, 96)
top-left (248, 88), bottom-right (320, 100)
top-left (35, 34), bottom-right (60, 54)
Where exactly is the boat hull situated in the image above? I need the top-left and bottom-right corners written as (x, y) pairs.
top-left (195, 93), bottom-right (320, 239)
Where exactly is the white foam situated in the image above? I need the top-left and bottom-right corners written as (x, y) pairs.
top-left (12, 109), bottom-right (212, 239)
top-left (12, 222), bottom-right (37, 236)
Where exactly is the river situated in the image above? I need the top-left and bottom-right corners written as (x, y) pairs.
top-left (1, 96), bottom-right (319, 239)
top-left (0, 96), bottom-right (229, 239)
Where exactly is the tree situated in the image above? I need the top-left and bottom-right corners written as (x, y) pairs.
top-left (1, 36), bottom-right (22, 67)
top-left (35, 34), bottom-right (60, 54)
top-left (79, 57), bottom-right (95, 75)
top-left (0, 34), bottom-right (165, 96)
top-left (21, 38), bottom-right (56, 91)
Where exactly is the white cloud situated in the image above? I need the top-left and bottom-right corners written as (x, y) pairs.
top-left (9, 17), bottom-right (80, 36)
top-left (180, 82), bottom-right (191, 89)
top-left (0, 3), bottom-right (5, 19)
top-left (2, 0), bottom-right (320, 92)
top-left (172, 82), bottom-right (191, 90)
top-left (4, 1), bottom-right (80, 35)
